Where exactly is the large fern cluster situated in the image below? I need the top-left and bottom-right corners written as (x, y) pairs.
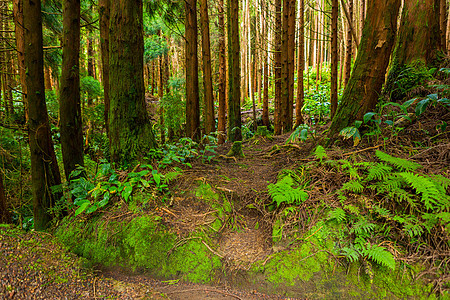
top-left (316, 146), bottom-right (450, 271)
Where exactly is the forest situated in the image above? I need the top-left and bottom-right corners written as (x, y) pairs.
top-left (0, 0), bottom-right (449, 298)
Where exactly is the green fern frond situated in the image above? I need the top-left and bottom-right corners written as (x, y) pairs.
top-left (429, 175), bottom-right (450, 190)
top-left (375, 150), bottom-right (422, 171)
top-left (341, 246), bottom-right (360, 263)
top-left (268, 175), bottom-right (308, 207)
top-left (327, 208), bottom-right (347, 223)
top-left (351, 219), bottom-right (376, 235)
top-left (344, 204), bottom-right (360, 215)
top-left (399, 172), bottom-right (443, 210)
top-left (363, 244), bottom-right (395, 270)
top-left (314, 145), bottom-right (327, 162)
top-left (342, 180), bottom-right (364, 194)
top-left (372, 205), bottom-right (391, 218)
top-left (404, 222), bottom-right (424, 238)
top-left (366, 163), bottom-right (393, 181)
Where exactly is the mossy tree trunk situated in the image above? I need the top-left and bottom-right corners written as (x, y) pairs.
top-left (24, 0), bottom-right (62, 231)
top-left (385, 0), bottom-right (442, 99)
top-left (109, 0), bottom-right (157, 166)
top-left (328, 0), bottom-right (401, 140)
top-left (99, 0), bottom-right (110, 138)
top-left (60, 0), bottom-right (84, 181)
top-left (227, 0), bottom-right (242, 142)
top-left (200, 0), bottom-right (215, 136)
top-left (185, 0), bottom-right (200, 141)
top-left (217, 0), bottom-right (226, 144)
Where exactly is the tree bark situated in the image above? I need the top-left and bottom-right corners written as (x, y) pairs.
top-left (328, 0), bottom-right (401, 140)
top-left (227, 0), bottom-right (242, 142)
top-left (0, 171), bottom-right (10, 224)
top-left (109, 0), bottom-right (157, 165)
top-left (273, 0), bottom-right (282, 135)
top-left (14, 0), bottom-right (27, 122)
top-left (60, 0), bottom-right (84, 181)
top-left (200, 0), bottom-right (215, 135)
top-left (330, 0), bottom-right (338, 118)
top-left (295, 0), bottom-right (305, 127)
top-left (343, 0), bottom-right (353, 87)
top-left (262, 0), bottom-right (270, 127)
top-left (217, 0), bottom-right (227, 144)
top-left (99, 0), bottom-right (110, 138)
top-left (24, 0), bottom-right (63, 230)
top-left (185, 0), bottom-right (200, 140)
top-left (439, 0), bottom-right (447, 49)
top-left (385, 0), bottom-right (442, 99)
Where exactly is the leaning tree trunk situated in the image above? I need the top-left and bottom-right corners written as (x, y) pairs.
top-left (60, 0), bottom-right (84, 181)
top-left (200, 0), bottom-right (215, 135)
top-left (385, 0), bottom-right (442, 100)
top-left (109, 0), bottom-right (157, 165)
top-left (328, 0), bottom-right (401, 140)
top-left (227, 0), bottom-right (242, 142)
top-left (24, 0), bottom-right (62, 231)
top-left (185, 0), bottom-right (201, 140)
top-left (217, 0), bottom-right (227, 144)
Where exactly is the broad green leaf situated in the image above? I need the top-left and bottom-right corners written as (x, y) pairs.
top-left (85, 204), bottom-right (98, 214)
top-left (75, 201), bottom-right (91, 216)
top-left (363, 112), bottom-right (377, 124)
top-left (122, 185), bottom-right (133, 202)
top-left (98, 192), bottom-right (110, 208)
top-left (415, 99), bottom-right (430, 116)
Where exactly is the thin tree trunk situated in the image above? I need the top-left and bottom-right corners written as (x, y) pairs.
top-left (14, 0), bottom-right (27, 122)
top-left (200, 0), bottom-right (215, 135)
top-left (295, 0), bottom-right (305, 127)
top-left (217, 0), bottom-right (226, 144)
top-left (439, 0), bottom-right (447, 49)
top-left (0, 170), bottom-right (10, 224)
top-left (60, 0), bottom-right (84, 181)
top-left (24, 0), bottom-right (63, 230)
top-left (185, 0), bottom-right (200, 140)
top-left (344, 0), bottom-right (353, 87)
top-left (262, 0), bottom-right (270, 127)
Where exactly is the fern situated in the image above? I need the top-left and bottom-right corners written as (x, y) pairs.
top-left (362, 244), bottom-right (395, 270)
top-left (429, 174), bottom-right (450, 190)
top-left (365, 163), bottom-right (393, 181)
top-left (327, 208), bottom-right (346, 223)
top-left (314, 145), bottom-right (327, 162)
top-left (341, 246), bottom-right (360, 262)
top-left (344, 204), bottom-right (360, 215)
top-left (351, 219), bottom-right (376, 235)
top-left (375, 150), bottom-right (422, 171)
top-left (267, 175), bottom-right (308, 207)
top-left (372, 205), bottom-right (392, 218)
top-left (399, 172), bottom-right (443, 210)
top-left (342, 180), bottom-right (364, 194)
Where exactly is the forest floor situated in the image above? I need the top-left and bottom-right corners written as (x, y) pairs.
top-left (1, 102), bottom-right (449, 299)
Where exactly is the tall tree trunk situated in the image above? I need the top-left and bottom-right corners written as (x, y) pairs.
top-left (385, 0), bottom-right (442, 99)
top-left (227, 0), bottom-right (242, 142)
top-left (273, 0), bottom-right (282, 134)
top-left (14, 0), bottom-right (27, 122)
top-left (99, 0), bottom-right (110, 138)
top-left (109, 0), bottom-right (157, 165)
top-left (330, 0), bottom-right (338, 118)
top-left (200, 0), bottom-right (215, 135)
top-left (87, 30), bottom-right (95, 106)
top-left (328, 0), bottom-right (401, 140)
top-left (185, 0), bottom-right (200, 140)
top-left (447, 8), bottom-right (450, 53)
top-left (217, 0), bottom-right (227, 144)
top-left (280, 0), bottom-right (296, 133)
top-left (295, 0), bottom-right (305, 127)
top-left (24, 0), bottom-right (62, 230)
top-left (158, 54), bottom-right (165, 144)
top-left (439, 0), bottom-right (447, 49)
top-left (262, 0), bottom-right (270, 127)
top-left (60, 0), bottom-right (84, 181)
top-left (344, 0), bottom-right (353, 87)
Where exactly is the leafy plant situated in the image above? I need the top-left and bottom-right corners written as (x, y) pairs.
top-left (403, 93), bottom-right (450, 116)
top-left (267, 173), bottom-right (308, 207)
top-left (286, 124), bottom-right (312, 144)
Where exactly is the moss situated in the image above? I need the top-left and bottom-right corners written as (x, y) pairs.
top-left (227, 141), bottom-right (244, 157)
top-left (55, 214), bottom-right (222, 284)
